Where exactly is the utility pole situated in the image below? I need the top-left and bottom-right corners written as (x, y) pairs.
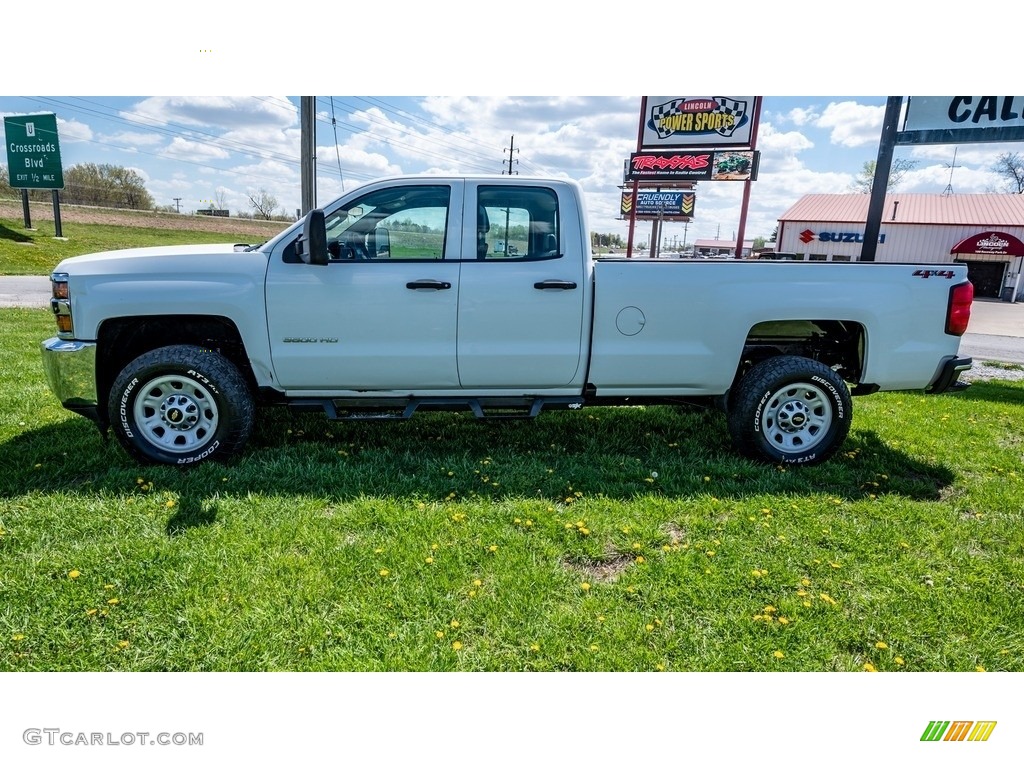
top-left (300, 96), bottom-right (317, 215)
top-left (503, 135), bottom-right (519, 175)
top-left (862, 96), bottom-right (903, 262)
top-left (173, 197), bottom-right (182, 213)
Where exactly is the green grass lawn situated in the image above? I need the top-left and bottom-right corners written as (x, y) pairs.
top-left (0, 216), bottom-right (280, 276)
top-left (2, 308), bottom-right (1022, 671)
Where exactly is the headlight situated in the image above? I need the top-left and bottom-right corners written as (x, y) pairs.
top-left (50, 272), bottom-right (73, 337)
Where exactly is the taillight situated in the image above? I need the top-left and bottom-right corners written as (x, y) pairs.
top-left (946, 280), bottom-right (973, 336)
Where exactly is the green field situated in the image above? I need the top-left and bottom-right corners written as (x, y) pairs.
top-left (2, 308), bottom-right (1022, 671)
top-left (0, 213), bottom-right (282, 275)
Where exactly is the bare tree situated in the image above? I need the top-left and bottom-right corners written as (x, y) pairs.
top-left (850, 159), bottom-right (918, 194)
top-left (248, 188), bottom-right (279, 220)
top-left (991, 152), bottom-right (1024, 193)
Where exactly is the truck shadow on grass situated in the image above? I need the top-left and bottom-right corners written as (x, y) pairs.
top-left (950, 379), bottom-right (1024, 407)
top-left (0, 405), bottom-right (956, 537)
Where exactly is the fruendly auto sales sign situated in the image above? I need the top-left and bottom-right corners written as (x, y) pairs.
top-left (641, 96), bottom-right (758, 149)
top-left (620, 190), bottom-right (696, 218)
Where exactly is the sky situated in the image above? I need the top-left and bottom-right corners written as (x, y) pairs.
top-left (4, 94), bottom-right (1020, 249)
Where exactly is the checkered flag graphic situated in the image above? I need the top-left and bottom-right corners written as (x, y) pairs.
top-left (650, 99), bottom-right (685, 139)
top-left (712, 97), bottom-right (746, 137)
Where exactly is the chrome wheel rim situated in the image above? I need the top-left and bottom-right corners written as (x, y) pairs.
top-left (762, 383), bottom-right (831, 453)
top-left (133, 374), bottom-right (219, 453)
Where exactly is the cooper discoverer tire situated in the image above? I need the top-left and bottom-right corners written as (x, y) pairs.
top-left (108, 345), bottom-right (254, 466)
top-left (727, 355), bottom-right (851, 466)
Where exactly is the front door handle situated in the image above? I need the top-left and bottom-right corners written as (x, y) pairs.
top-left (406, 280), bottom-right (452, 290)
top-left (534, 280), bottom-right (577, 290)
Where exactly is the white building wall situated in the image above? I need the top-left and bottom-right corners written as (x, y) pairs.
top-left (778, 221), bottom-right (1024, 264)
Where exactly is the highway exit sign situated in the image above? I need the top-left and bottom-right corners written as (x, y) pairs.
top-left (4, 113), bottom-right (64, 189)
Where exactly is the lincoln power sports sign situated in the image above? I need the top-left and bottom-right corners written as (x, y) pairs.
top-left (641, 96), bottom-right (759, 149)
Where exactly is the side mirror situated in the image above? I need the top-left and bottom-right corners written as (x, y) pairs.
top-left (375, 226), bottom-right (391, 259)
top-left (295, 209), bottom-right (328, 266)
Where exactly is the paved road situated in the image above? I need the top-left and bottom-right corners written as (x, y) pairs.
top-left (0, 276), bottom-right (50, 308)
top-left (4, 276), bottom-right (1024, 362)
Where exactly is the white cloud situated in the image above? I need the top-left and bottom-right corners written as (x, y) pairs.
top-left (814, 102), bottom-right (886, 147)
top-left (162, 137), bottom-right (231, 161)
top-left (129, 96), bottom-right (297, 130)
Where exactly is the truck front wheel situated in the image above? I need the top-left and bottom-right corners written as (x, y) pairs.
top-left (108, 345), bottom-right (254, 466)
top-left (727, 356), bottom-right (851, 466)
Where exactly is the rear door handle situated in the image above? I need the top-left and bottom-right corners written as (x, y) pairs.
top-left (406, 280), bottom-right (452, 290)
top-left (534, 280), bottom-right (577, 290)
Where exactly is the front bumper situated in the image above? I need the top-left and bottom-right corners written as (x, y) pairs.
top-left (926, 355), bottom-right (973, 394)
top-left (41, 337), bottom-right (99, 415)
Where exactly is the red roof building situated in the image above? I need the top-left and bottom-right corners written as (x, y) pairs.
top-left (776, 193), bottom-right (1024, 299)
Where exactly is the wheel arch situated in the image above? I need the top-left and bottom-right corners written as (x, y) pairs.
top-left (735, 319), bottom-right (865, 389)
top-left (96, 315), bottom-right (256, 411)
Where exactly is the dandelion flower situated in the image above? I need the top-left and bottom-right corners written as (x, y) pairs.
top-left (976, 666), bottom-right (986, 672)
top-left (117, 640), bottom-right (130, 649)
top-left (778, 617), bottom-right (790, 625)
top-left (487, 545), bottom-right (498, 553)
top-left (452, 641), bottom-right (463, 651)
top-left (875, 641), bottom-right (888, 650)
top-left (473, 579), bottom-right (483, 587)
top-left (68, 570), bottom-right (81, 579)
top-left (645, 624), bottom-right (655, 632)
top-left (450, 620), bottom-right (460, 629)
top-left (635, 556), bottom-right (646, 564)
top-left (425, 557), bottom-right (434, 564)
top-left (435, 631), bottom-right (445, 639)
top-left (580, 582), bottom-right (591, 592)
top-left (773, 650), bottom-right (785, 659)
top-left (107, 598), bottom-right (119, 605)
top-left (894, 657), bottom-right (905, 666)
top-left (379, 569), bottom-right (390, 577)
top-left (863, 662), bottom-right (877, 672)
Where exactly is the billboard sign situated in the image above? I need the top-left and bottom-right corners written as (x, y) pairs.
top-left (626, 150), bottom-right (758, 182)
top-left (620, 190), bottom-right (695, 218)
top-left (641, 96), bottom-right (758, 149)
top-left (899, 96), bottom-right (1024, 144)
top-left (3, 113), bottom-right (64, 189)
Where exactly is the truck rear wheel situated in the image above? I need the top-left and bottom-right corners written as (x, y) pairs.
top-left (108, 345), bottom-right (254, 466)
top-left (727, 355), bottom-right (851, 466)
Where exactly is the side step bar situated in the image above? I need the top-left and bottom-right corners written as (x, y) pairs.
top-left (288, 396), bottom-right (585, 421)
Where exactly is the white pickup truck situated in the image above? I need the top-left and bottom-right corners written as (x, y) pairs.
top-left (40, 175), bottom-right (974, 467)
